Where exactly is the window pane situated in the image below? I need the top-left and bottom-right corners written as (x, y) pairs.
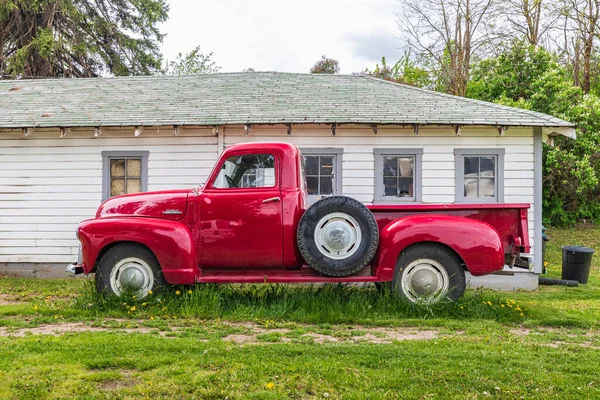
top-left (383, 177), bottom-right (397, 196)
top-left (398, 157), bottom-right (413, 177)
top-left (111, 179), bottom-right (125, 196)
top-left (305, 156), bottom-right (318, 176)
top-left (127, 159), bottom-right (141, 177)
top-left (464, 177), bottom-right (479, 197)
top-left (320, 177), bottom-right (333, 195)
top-left (319, 156), bottom-right (334, 176)
top-left (480, 178), bottom-right (495, 197)
top-left (383, 156), bottom-right (398, 176)
top-left (398, 177), bottom-right (413, 197)
top-left (110, 159), bottom-right (125, 178)
top-left (306, 176), bottom-right (319, 195)
top-left (480, 157), bottom-right (495, 177)
top-left (213, 154), bottom-right (275, 188)
top-left (464, 157), bottom-right (479, 176)
top-left (126, 178), bottom-right (141, 193)
top-left (242, 171), bottom-right (257, 187)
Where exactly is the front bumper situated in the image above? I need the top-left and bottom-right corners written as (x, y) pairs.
top-left (66, 263), bottom-right (84, 275)
top-left (66, 244), bottom-right (84, 275)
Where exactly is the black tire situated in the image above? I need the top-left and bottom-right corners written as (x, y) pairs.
top-left (392, 243), bottom-right (466, 304)
top-left (95, 243), bottom-right (166, 298)
top-left (297, 196), bottom-right (379, 277)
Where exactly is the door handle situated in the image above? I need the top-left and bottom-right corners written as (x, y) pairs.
top-left (262, 197), bottom-right (281, 203)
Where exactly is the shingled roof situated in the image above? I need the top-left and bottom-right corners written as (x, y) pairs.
top-left (0, 72), bottom-right (574, 129)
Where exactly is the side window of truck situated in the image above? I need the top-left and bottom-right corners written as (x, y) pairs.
top-left (213, 153), bottom-right (276, 189)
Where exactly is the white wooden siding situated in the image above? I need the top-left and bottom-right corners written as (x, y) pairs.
top-left (0, 127), bottom-right (217, 263)
top-left (0, 124), bottom-right (536, 264)
top-left (225, 125), bottom-right (536, 257)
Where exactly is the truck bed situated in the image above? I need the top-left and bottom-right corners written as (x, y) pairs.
top-left (367, 203), bottom-right (531, 253)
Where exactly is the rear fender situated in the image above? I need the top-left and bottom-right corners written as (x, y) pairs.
top-left (78, 217), bottom-right (198, 285)
top-left (373, 214), bottom-right (504, 280)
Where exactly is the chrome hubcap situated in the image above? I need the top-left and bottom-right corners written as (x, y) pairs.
top-left (401, 258), bottom-right (449, 304)
top-left (314, 212), bottom-right (362, 260)
top-left (109, 257), bottom-right (154, 297)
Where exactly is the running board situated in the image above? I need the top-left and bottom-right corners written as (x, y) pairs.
top-left (197, 266), bottom-right (378, 284)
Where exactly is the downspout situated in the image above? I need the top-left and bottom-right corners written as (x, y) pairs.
top-left (217, 125), bottom-right (225, 155)
top-left (533, 127), bottom-right (543, 273)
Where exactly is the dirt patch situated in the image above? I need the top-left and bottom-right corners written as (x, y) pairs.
top-left (0, 294), bottom-right (25, 306)
top-left (99, 370), bottom-right (138, 391)
top-left (222, 325), bottom-right (440, 345)
top-left (0, 320), bottom-right (440, 344)
top-left (0, 323), bottom-right (161, 337)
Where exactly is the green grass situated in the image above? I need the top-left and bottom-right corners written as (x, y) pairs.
top-left (0, 225), bottom-right (599, 398)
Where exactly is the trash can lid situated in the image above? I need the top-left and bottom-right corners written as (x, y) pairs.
top-left (562, 245), bottom-right (595, 254)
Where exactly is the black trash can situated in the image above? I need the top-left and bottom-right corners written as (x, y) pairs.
top-left (562, 246), bottom-right (595, 284)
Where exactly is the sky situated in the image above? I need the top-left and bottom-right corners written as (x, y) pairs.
top-left (159, 0), bottom-right (404, 74)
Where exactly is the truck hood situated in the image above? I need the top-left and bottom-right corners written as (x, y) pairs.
top-left (96, 189), bottom-right (190, 221)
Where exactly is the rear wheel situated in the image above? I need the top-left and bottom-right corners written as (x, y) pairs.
top-left (392, 243), bottom-right (466, 304)
top-left (297, 196), bottom-right (379, 277)
top-left (95, 243), bottom-right (166, 298)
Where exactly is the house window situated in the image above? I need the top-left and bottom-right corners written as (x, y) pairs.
top-left (300, 148), bottom-right (343, 203)
top-left (374, 149), bottom-right (423, 203)
top-left (455, 148), bottom-right (505, 203)
top-left (213, 153), bottom-right (275, 188)
top-left (102, 151), bottom-right (148, 200)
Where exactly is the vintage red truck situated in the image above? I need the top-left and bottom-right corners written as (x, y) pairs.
top-left (68, 142), bottom-right (531, 304)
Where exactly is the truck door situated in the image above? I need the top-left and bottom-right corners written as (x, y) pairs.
top-left (199, 152), bottom-right (284, 268)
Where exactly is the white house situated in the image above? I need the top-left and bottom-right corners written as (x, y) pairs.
top-left (0, 72), bottom-right (575, 288)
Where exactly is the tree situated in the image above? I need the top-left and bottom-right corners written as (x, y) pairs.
top-left (0, 0), bottom-right (168, 78)
top-left (397, 0), bottom-right (497, 96)
top-left (364, 54), bottom-right (432, 88)
top-left (561, 0), bottom-right (600, 93)
top-left (500, 0), bottom-right (557, 46)
top-left (310, 55), bottom-right (340, 74)
top-left (163, 46), bottom-right (220, 75)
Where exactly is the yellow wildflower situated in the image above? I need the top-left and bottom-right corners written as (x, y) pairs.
top-left (130, 306), bottom-right (136, 312)
top-left (501, 304), bottom-right (505, 308)
top-left (148, 290), bottom-right (153, 295)
top-left (520, 313), bottom-right (524, 317)
top-left (487, 301), bottom-right (492, 306)
top-left (188, 290), bottom-right (193, 295)
top-left (266, 382), bottom-right (275, 390)
top-left (33, 305), bottom-right (39, 311)
top-left (176, 290), bottom-right (181, 295)
top-left (150, 316), bottom-right (155, 320)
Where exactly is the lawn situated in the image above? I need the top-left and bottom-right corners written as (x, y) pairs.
top-left (0, 226), bottom-right (598, 399)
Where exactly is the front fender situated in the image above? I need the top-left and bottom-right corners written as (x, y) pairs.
top-left (373, 214), bottom-right (504, 280)
top-left (78, 217), bottom-right (198, 285)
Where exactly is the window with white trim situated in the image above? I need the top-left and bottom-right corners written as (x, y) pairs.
top-left (374, 149), bottom-right (423, 203)
top-left (102, 151), bottom-right (148, 200)
top-left (300, 148), bottom-right (343, 204)
top-left (455, 148), bottom-right (505, 203)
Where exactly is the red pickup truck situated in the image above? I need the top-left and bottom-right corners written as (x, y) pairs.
top-left (68, 142), bottom-right (530, 304)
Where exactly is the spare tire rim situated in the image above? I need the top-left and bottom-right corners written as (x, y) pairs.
top-left (401, 258), bottom-right (450, 304)
top-left (314, 212), bottom-right (362, 260)
top-left (109, 257), bottom-right (154, 297)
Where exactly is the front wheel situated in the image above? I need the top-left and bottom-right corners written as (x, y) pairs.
top-left (95, 243), bottom-right (166, 298)
top-left (392, 243), bottom-right (466, 304)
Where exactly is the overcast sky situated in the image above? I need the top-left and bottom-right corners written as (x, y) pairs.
top-left (159, 0), bottom-right (404, 74)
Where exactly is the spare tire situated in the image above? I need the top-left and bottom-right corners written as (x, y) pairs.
top-left (297, 196), bottom-right (379, 276)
